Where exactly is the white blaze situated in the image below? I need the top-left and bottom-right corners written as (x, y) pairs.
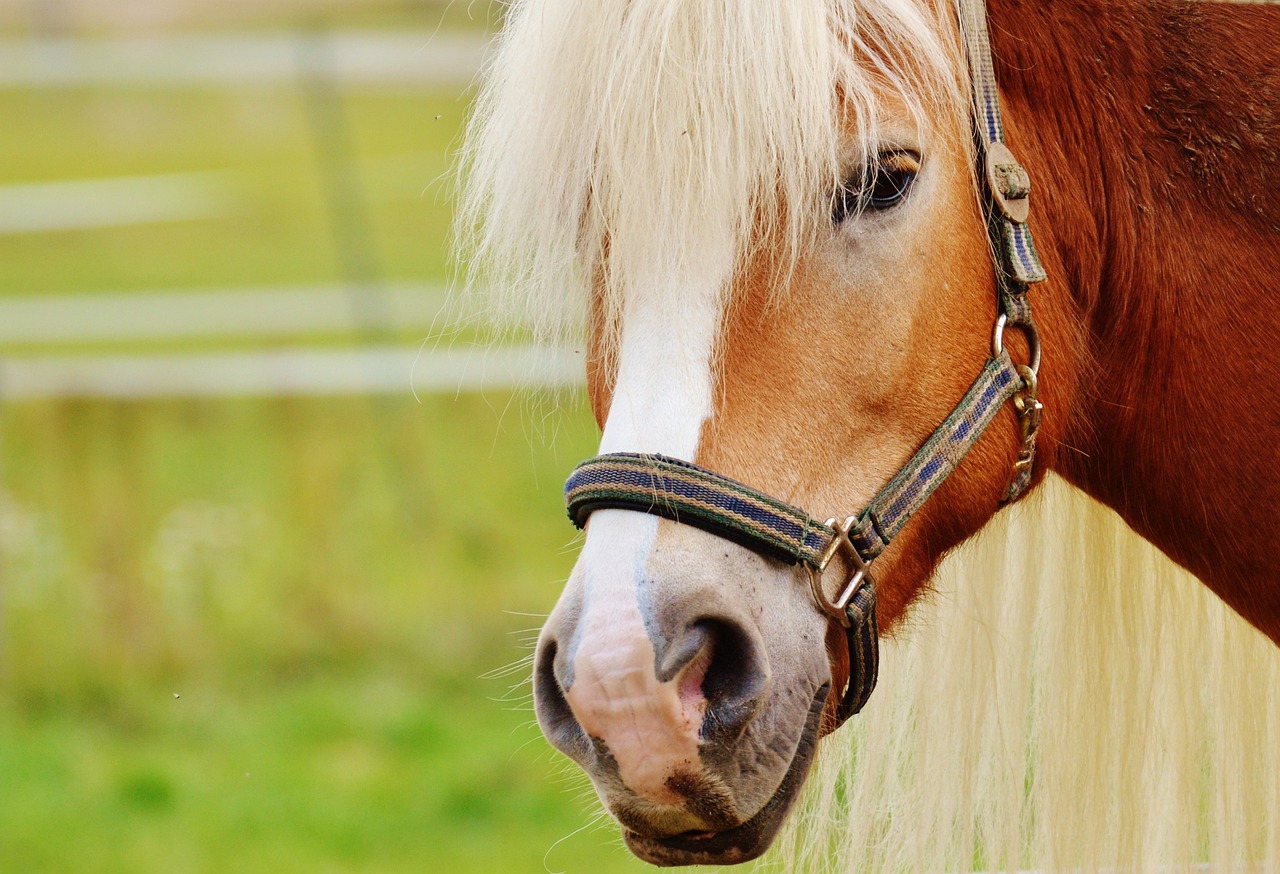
top-left (566, 249), bottom-right (730, 804)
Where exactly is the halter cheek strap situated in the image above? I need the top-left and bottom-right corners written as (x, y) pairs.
top-left (960, 0), bottom-right (1049, 501)
top-left (561, 0), bottom-right (1049, 731)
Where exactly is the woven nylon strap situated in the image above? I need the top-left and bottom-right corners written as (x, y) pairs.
top-left (565, 351), bottom-right (1021, 577)
top-left (835, 580), bottom-right (879, 726)
top-left (958, 0), bottom-right (1048, 312)
top-left (959, 0), bottom-right (1046, 504)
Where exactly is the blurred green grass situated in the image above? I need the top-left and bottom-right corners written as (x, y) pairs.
top-left (0, 87), bottom-right (464, 296)
top-left (0, 15), bottom-right (650, 873)
top-left (0, 396), bottom-right (656, 874)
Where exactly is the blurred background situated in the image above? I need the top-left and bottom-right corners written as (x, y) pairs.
top-left (0, 1), bottom-right (651, 870)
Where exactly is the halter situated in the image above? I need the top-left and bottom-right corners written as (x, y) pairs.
top-left (562, 0), bottom-right (1048, 732)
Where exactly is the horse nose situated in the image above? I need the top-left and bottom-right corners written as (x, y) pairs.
top-left (533, 634), bottom-right (591, 760)
top-left (533, 609), bottom-right (771, 791)
top-left (662, 617), bottom-right (770, 745)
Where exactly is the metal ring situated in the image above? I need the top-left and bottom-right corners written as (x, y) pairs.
top-left (991, 315), bottom-right (1041, 376)
top-left (808, 565), bottom-right (853, 627)
top-left (806, 516), bottom-right (875, 629)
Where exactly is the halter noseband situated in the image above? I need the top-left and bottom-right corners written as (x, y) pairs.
top-left (562, 0), bottom-right (1048, 732)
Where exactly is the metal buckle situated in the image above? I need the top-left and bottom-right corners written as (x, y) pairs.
top-left (985, 142), bottom-right (1031, 224)
top-left (806, 516), bottom-right (875, 629)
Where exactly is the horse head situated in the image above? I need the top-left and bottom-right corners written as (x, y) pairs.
top-left (460, 0), bottom-right (1069, 864)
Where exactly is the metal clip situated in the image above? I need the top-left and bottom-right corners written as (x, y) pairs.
top-left (1010, 364), bottom-right (1042, 474)
top-left (806, 516), bottom-right (875, 629)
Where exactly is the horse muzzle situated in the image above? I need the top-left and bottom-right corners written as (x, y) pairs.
top-left (533, 515), bottom-right (838, 865)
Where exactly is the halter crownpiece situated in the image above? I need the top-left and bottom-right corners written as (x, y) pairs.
top-left (562, 0), bottom-right (1047, 729)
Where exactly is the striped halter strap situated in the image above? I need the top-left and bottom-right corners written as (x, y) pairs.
top-left (562, 0), bottom-right (1048, 732)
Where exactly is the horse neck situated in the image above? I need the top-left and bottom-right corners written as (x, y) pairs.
top-left (987, 0), bottom-right (1280, 642)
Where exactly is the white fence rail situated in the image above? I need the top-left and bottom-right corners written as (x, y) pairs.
top-left (0, 172), bottom-right (236, 234)
top-left (0, 32), bottom-right (487, 88)
top-left (0, 31), bottom-right (564, 399)
top-left (0, 288), bottom-right (579, 398)
top-left (0, 285), bottom-right (453, 343)
top-left (0, 344), bottom-right (581, 399)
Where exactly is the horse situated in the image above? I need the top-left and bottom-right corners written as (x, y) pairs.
top-left (457, 0), bottom-right (1280, 867)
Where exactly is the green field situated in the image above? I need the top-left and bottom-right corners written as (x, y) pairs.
top-left (0, 12), bottom-right (655, 873)
top-left (0, 396), bottom-right (658, 873)
top-left (0, 86), bottom-right (462, 299)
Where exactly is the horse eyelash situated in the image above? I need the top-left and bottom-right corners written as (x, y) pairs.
top-left (832, 150), bottom-right (922, 225)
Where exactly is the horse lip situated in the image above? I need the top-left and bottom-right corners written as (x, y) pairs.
top-left (619, 685), bottom-right (827, 867)
top-left (622, 816), bottom-right (775, 867)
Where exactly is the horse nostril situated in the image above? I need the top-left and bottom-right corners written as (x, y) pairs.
top-left (663, 618), bottom-right (769, 746)
top-left (533, 638), bottom-right (590, 760)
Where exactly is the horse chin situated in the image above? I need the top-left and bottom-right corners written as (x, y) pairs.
top-left (619, 685), bottom-right (826, 867)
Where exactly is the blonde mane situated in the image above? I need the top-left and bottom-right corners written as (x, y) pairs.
top-left (456, 0), bottom-right (965, 344)
top-left (768, 478), bottom-right (1280, 873)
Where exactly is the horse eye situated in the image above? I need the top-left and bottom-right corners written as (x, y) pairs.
top-left (832, 151), bottom-right (921, 224)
